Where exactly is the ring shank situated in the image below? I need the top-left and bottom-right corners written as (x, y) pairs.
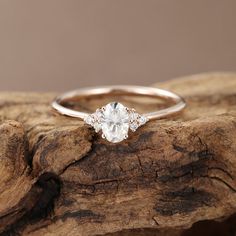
top-left (52, 85), bottom-right (186, 120)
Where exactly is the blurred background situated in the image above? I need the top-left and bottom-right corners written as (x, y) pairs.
top-left (0, 0), bottom-right (235, 91)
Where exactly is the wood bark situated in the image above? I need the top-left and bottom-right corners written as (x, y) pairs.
top-left (0, 73), bottom-right (236, 236)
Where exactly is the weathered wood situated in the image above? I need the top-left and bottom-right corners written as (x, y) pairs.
top-left (0, 73), bottom-right (236, 236)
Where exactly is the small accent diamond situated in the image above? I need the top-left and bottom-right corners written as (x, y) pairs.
top-left (129, 109), bottom-right (149, 132)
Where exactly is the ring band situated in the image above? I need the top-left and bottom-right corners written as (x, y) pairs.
top-left (52, 86), bottom-right (186, 143)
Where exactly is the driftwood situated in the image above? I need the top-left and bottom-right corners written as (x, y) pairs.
top-left (0, 73), bottom-right (236, 236)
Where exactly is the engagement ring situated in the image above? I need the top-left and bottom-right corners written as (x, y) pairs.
top-left (52, 86), bottom-right (186, 143)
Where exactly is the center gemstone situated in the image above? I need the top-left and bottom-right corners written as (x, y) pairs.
top-left (84, 101), bottom-right (148, 143)
top-left (100, 102), bottom-right (130, 143)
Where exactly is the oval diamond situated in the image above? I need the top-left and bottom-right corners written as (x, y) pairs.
top-left (100, 102), bottom-right (129, 143)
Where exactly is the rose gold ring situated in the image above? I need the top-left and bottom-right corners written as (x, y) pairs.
top-left (52, 85), bottom-right (186, 143)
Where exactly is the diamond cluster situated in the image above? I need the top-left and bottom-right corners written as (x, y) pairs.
top-left (84, 102), bottom-right (149, 143)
